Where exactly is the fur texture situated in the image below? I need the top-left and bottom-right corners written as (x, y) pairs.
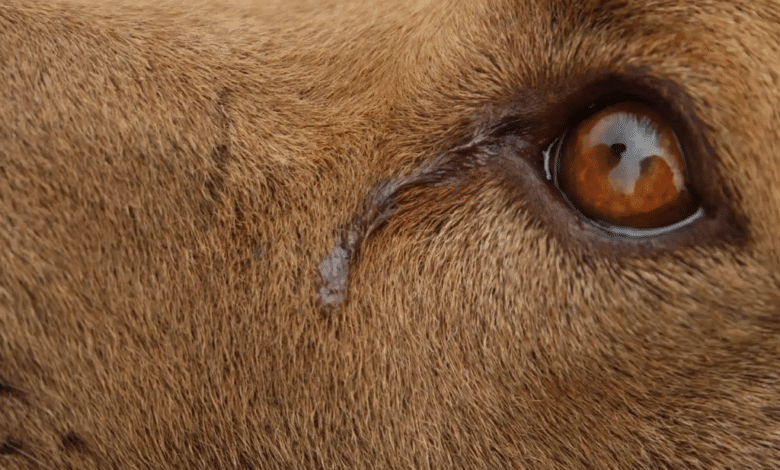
top-left (1, 0), bottom-right (779, 468)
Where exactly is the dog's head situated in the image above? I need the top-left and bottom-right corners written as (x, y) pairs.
top-left (1, 0), bottom-right (779, 468)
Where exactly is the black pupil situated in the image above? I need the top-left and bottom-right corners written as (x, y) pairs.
top-left (609, 142), bottom-right (626, 163)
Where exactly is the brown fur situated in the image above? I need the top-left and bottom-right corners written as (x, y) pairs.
top-left (2, 0), bottom-right (780, 468)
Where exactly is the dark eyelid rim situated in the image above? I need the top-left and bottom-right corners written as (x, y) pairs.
top-left (481, 68), bottom-right (749, 257)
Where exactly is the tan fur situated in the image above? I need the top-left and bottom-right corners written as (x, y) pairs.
top-left (2, 0), bottom-right (780, 468)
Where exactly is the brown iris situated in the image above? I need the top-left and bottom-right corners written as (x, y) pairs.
top-left (557, 102), bottom-right (698, 230)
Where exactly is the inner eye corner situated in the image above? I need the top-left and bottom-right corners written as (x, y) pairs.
top-left (545, 98), bottom-right (703, 238)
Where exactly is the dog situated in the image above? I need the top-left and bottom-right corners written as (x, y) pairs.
top-left (2, 0), bottom-right (779, 468)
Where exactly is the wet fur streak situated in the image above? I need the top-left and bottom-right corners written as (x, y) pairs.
top-left (2, 0), bottom-right (780, 469)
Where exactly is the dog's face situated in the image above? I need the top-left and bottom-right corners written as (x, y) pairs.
top-left (2, 0), bottom-right (779, 468)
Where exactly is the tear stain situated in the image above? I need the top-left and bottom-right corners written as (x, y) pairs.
top-left (318, 131), bottom-right (497, 311)
top-left (317, 178), bottom-right (400, 309)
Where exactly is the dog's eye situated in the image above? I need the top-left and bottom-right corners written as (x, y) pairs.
top-left (545, 102), bottom-right (702, 236)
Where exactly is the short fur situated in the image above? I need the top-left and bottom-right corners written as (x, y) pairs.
top-left (1, 0), bottom-right (779, 468)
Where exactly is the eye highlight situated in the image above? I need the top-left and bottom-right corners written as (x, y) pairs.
top-left (545, 102), bottom-right (703, 237)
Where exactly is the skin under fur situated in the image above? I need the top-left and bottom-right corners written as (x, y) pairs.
top-left (2, 0), bottom-right (780, 468)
